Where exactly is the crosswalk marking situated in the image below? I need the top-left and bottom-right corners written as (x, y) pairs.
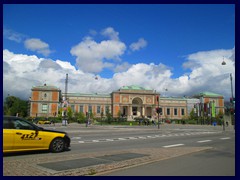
top-left (220, 137), bottom-right (230, 140)
top-left (197, 140), bottom-right (212, 143)
top-left (71, 131), bottom-right (221, 144)
top-left (163, 144), bottom-right (184, 148)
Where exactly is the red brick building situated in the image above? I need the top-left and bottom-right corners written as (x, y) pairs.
top-left (30, 84), bottom-right (61, 118)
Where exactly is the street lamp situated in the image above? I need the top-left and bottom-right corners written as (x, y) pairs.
top-left (221, 58), bottom-right (235, 130)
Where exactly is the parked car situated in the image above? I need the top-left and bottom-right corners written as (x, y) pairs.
top-left (165, 119), bottom-right (171, 124)
top-left (3, 116), bottom-right (70, 153)
top-left (33, 117), bottom-right (51, 124)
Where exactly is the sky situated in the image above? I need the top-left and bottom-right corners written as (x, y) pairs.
top-left (3, 4), bottom-right (235, 101)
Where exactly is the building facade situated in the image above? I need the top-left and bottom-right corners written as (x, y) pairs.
top-left (63, 85), bottom-right (188, 120)
top-left (30, 84), bottom-right (61, 118)
top-left (193, 92), bottom-right (225, 117)
top-left (29, 85), bottom-right (224, 121)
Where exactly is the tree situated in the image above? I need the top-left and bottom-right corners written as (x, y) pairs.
top-left (4, 96), bottom-right (28, 117)
top-left (74, 112), bottom-right (86, 123)
top-left (67, 107), bottom-right (73, 120)
top-left (106, 108), bottom-right (112, 124)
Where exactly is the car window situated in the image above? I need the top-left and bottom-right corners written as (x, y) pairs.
top-left (3, 118), bottom-right (15, 129)
top-left (14, 119), bottom-right (35, 130)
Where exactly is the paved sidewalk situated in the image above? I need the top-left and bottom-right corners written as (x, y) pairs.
top-left (41, 123), bottom-right (235, 133)
top-left (3, 147), bottom-right (211, 176)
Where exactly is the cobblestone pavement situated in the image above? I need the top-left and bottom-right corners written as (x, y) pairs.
top-left (3, 147), bottom-right (211, 176)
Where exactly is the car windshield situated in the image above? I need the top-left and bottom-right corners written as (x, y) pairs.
top-left (14, 119), bottom-right (36, 130)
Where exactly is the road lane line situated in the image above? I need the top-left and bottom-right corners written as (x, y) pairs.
top-left (220, 137), bottom-right (231, 140)
top-left (106, 139), bottom-right (114, 141)
top-left (163, 144), bottom-right (184, 148)
top-left (92, 140), bottom-right (99, 142)
top-left (118, 138), bottom-right (127, 140)
top-left (129, 137), bottom-right (138, 140)
top-left (197, 140), bottom-right (212, 143)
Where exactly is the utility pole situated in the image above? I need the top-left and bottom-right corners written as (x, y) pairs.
top-left (63, 73), bottom-right (68, 126)
top-left (156, 95), bottom-right (160, 129)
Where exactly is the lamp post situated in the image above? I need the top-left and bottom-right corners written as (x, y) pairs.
top-left (156, 95), bottom-right (160, 129)
top-left (222, 58), bottom-right (234, 130)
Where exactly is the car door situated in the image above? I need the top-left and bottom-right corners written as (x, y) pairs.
top-left (13, 118), bottom-right (45, 151)
top-left (3, 118), bottom-right (15, 152)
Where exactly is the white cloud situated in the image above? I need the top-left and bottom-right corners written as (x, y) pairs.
top-left (3, 28), bottom-right (26, 43)
top-left (70, 29), bottom-right (126, 73)
top-left (130, 38), bottom-right (147, 51)
top-left (24, 38), bottom-right (52, 56)
top-left (101, 27), bottom-right (119, 40)
top-left (3, 47), bottom-right (235, 102)
top-left (114, 62), bottom-right (131, 73)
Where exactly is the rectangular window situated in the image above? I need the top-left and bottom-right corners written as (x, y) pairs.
top-left (71, 105), bottom-right (75, 112)
top-left (79, 105), bottom-right (84, 113)
top-left (174, 108), bottom-right (178, 116)
top-left (181, 109), bottom-right (185, 116)
top-left (167, 108), bottom-right (170, 115)
top-left (88, 105), bottom-right (92, 113)
top-left (42, 104), bottom-right (48, 113)
top-left (105, 106), bottom-right (110, 114)
top-left (159, 108), bottom-right (163, 114)
top-left (97, 106), bottom-right (101, 114)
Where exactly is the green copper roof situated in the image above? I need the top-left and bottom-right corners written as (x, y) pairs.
top-left (120, 85), bottom-right (152, 91)
top-left (197, 92), bottom-right (223, 97)
top-left (65, 93), bottom-right (111, 98)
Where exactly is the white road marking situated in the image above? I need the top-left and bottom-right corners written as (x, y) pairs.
top-left (197, 140), bottom-right (212, 143)
top-left (71, 131), bottom-right (220, 144)
top-left (163, 144), bottom-right (184, 148)
top-left (71, 137), bottom-right (81, 140)
top-left (118, 138), bottom-right (127, 140)
top-left (220, 137), bottom-right (231, 140)
top-left (129, 137), bottom-right (138, 140)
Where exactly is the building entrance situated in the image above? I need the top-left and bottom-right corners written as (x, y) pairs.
top-left (132, 97), bottom-right (143, 117)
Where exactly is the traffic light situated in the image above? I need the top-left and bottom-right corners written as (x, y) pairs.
top-left (230, 108), bottom-right (235, 115)
top-left (156, 107), bottom-right (160, 114)
top-left (230, 97), bottom-right (235, 104)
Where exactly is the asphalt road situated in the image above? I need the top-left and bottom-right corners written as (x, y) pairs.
top-left (3, 123), bottom-right (235, 176)
top-left (101, 132), bottom-right (235, 176)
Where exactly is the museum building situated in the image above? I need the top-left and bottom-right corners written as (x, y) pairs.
top-left (29, 84), bottom-right (224, 121)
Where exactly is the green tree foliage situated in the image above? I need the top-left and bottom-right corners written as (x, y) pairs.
top-left (106, 108), bottom-right (112, 124)
top-left (67, 106), bottom-right (73, 120)
top-left (4, 96), bottom-right (28, 117)
top-left (74, 112), bottom-right (86, 123)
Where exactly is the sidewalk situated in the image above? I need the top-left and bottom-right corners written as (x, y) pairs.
top-left (42, 122), bottom-right (235, 132)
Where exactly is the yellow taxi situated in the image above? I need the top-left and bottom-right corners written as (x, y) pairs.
top-left (37, 120), bottom-right (51, 124)
top-left (33, 118), bottom-right (52, 124)
top-left (3, 116), bottom-right (71, 153)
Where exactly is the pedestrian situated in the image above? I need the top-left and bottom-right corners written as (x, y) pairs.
top-left (152, 120), bottom-right (156, 126)
top-left (51, 119), bottom-right (55, 126)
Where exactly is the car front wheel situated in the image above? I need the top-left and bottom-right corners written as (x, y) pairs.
top-left (50, 138), bottom-right (65, 153)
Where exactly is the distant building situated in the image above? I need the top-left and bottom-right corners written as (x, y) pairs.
top-left (193, 91), bottom-right (225, 117)
top-left (186, 98), bottom-right (200, 115)
top-left (158, 97), bottom-right (188, 120)
top-left (29, 85), bottom-right (224, 121)
top-left (29, 84), bottom-right (61, 118)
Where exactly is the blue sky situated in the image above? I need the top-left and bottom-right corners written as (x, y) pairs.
top-left (3, 4), bottom-right (235, 100)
